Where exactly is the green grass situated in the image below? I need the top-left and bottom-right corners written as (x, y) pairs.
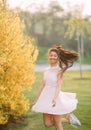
top-left (10, 70), bottom-right (91, 130)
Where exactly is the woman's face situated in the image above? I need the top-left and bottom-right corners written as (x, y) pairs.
top-left (48, 51), bottom-right (58, 65)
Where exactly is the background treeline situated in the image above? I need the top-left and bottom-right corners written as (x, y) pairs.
top-left (17, 1), bottom-right (91, 63)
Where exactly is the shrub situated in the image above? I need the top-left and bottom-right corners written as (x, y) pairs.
top-left (0, 2), bottom-right (38, 124)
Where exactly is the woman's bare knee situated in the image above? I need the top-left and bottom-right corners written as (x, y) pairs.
top-left (53, 115), bottom-right (63, 130)
top-left (43, 113), bottom-right (54, 127)
top-left (44, 121), bottom-right (53, 127)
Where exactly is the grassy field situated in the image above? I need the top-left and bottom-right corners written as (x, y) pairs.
top-left (10, 70), bottom-right (91, 130)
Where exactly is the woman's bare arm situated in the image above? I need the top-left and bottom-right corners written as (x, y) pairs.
top-left (34, 79), bottom-right (45, 103)
top-left (52, 72), bottom-right (64, 107)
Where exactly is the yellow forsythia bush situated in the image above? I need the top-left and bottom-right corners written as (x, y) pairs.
top-left (0, 3), bottom-right (38, 124)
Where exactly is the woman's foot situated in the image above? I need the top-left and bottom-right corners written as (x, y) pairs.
top-left (67, 113), bottom-right (81, 128)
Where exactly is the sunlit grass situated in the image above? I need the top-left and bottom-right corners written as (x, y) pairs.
top-left (10, 70), bottom-right (91, 130)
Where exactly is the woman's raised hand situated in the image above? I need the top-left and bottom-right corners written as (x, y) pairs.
top-left (52, 99), bottom-right (56, 107)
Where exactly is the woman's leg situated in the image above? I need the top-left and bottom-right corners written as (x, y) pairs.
top-left (61, 118), bottom-right (69, 123)
top-left (43, 113), bottom-right (54, 127)
top-left (53, 115), bottom-right (63, 130)
top-left (61, 114), bottom-right (70, 123)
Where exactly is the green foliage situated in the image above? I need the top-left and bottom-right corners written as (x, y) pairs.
top-left (18, 4), bottom-right (91, 57)
top-left (36, 46), bottom-right (49, 64)
top-left (65, 17), bottom-right (91, 38)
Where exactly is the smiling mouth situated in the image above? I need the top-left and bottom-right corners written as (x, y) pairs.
top-left (50, 59), bottom-right (56, 61)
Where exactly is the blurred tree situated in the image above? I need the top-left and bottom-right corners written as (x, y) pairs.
top-left (13, 0), bottom-right (91, 63)
top-left (0, 1), bottom-right (38, 126)
top-left (65, 17), bottom-right (91, 78)
top-left (19, 0), bottom-right (65, 46)
top-left (46, 0), bottom-right (64, 45)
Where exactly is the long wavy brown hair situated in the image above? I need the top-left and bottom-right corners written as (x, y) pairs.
top-left (48, 45), bottom-right (79, 72)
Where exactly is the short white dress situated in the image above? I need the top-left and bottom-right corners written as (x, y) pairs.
top-left (32, 65), bottom-right (78, 115)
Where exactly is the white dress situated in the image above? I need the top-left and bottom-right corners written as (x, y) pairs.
top-left (32, 65), bottom-right (78, 115)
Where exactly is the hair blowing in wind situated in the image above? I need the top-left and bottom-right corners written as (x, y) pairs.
top-left (48, 45), bottom-right (79, 72)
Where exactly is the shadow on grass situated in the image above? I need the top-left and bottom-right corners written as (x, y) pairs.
top-left (9, 115), bottom-right (30, 130)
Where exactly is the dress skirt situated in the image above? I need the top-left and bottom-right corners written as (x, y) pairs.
top-left (32, 85), bottom-right (78, 115)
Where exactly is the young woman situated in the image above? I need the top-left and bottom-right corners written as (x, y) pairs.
top-left (31, 45), bottom-right (81, 130)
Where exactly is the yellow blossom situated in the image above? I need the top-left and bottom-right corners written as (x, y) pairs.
top-left (0, 2), bottom-right (38, 124)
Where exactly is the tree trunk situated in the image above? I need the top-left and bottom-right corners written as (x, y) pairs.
top-left (77, 34), bottom-right (82, 79)
top-left (0, 124), bottom-right (10, 130)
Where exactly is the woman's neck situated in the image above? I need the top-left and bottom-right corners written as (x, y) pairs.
top-left (50, 63), bottom-right (57, 67)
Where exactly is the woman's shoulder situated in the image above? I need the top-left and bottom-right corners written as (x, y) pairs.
top-left (44, 65), bottom-right (61, 71)
top-left (43, 64), bottom-right (62, 73)
top-left (44, 67), bottom-right (50, 72)
top-left (56, 65), bottom-right (64, 76)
